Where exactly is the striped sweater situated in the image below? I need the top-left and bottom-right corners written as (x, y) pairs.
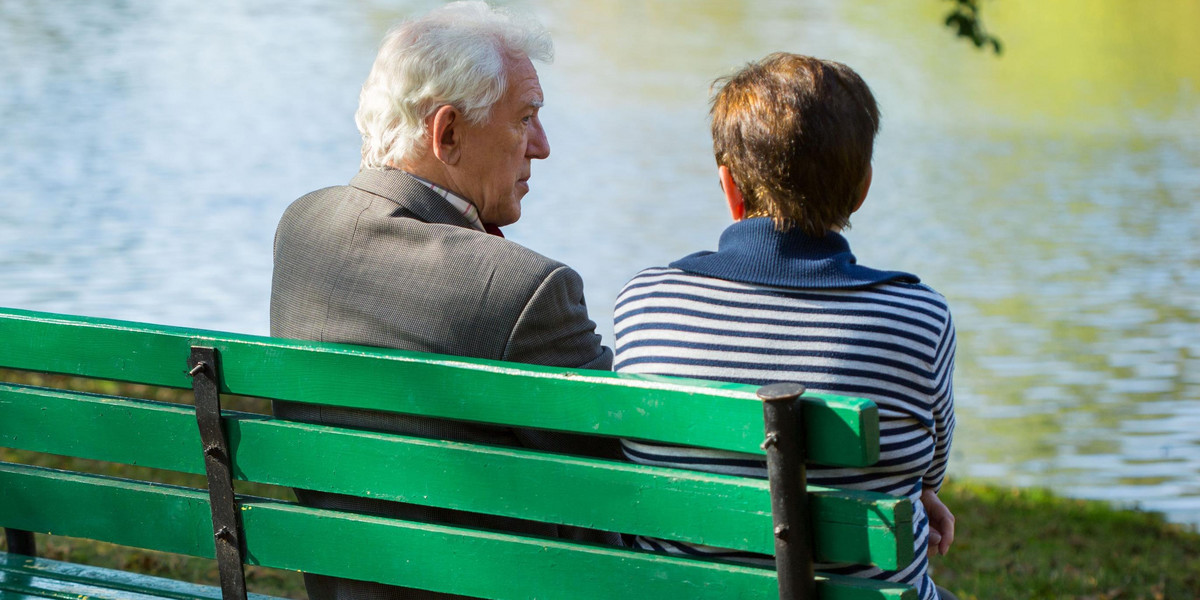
top-left (613, 218), bottom-right (956, 600)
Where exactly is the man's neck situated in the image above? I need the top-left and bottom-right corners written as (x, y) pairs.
top-left (392, 160), bottom-right (460, 201)
top-left (392, 166), bottom-right (486, 233)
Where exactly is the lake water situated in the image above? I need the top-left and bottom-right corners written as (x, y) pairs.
top-left (2, 1), bottom-right (1198, 527)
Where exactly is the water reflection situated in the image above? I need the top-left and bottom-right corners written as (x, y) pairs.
top-left (0, 0), bottom-right (1198, 526)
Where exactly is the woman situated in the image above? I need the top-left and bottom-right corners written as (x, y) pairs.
top-left (613, 53), bottom-right (957, 600)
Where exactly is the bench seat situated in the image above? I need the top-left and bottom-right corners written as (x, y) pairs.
top-left (0, 553), bottom-right (281, 600)
top-left (0, 307), bottom-right (918, 599)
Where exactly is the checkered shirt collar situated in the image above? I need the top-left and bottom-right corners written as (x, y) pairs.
top-left (405, 173), bottom-right (485, 232)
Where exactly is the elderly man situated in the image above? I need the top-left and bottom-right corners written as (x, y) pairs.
top-left (270, 3), bottom-right (611, 598)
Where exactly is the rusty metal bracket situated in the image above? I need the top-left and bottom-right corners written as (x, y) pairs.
top-left (759, 382), bottom-right (813, 600)
top-left (189, 346), bottom-right (248, 600)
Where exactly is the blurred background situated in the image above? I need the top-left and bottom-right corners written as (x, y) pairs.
top-left (1, 0), bottom-right (1197, 528)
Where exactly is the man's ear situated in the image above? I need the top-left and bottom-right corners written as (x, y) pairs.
top-left (852, 165), bottom-right (872, 214)
top-left (429, 105), bottom-right (462, 165)
top-left (719, 165), bottom-right (745, 221)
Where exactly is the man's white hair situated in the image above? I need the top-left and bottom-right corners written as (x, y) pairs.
top-left (355, 1), bottom-right (553, 169)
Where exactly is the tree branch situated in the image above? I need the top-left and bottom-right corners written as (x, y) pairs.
top-left (944, 0), bottom-right (1003, 55)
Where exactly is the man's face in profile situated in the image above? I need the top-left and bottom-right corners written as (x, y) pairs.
top-left (454, 54), bottom-right (551, 227)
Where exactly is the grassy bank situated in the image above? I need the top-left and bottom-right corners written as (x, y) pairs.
top-left (933, 482), bottom-right (1200, 599)
top-left (3, 369), bottom-right (1199, 598)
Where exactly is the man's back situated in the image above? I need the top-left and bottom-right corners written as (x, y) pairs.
top-left (271, 168), bottom-right (611, 438)
top-left (270, 170), bottom-right (613, 600)
top-left (271, 170), bottom-right (608, 370)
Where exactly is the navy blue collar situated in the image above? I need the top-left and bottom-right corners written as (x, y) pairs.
top-left (669, 217), bottom-right (919, 290)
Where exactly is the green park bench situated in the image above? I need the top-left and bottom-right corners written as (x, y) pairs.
top-left (0, 307), bottom-right (917, 599)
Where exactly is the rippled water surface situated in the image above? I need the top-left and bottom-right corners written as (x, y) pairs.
top-left (2, 1), bottom-right (1198, 525)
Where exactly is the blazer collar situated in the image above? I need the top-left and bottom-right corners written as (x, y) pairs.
top-left (669, 217), bottom-right (920, 290)
top-left (349, 168), bottom-right (475, 229)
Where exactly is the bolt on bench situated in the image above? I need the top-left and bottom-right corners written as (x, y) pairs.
top-left (0, 307), bottom-right (916, 599)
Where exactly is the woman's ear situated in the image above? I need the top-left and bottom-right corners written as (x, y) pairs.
top-left (429, 105), bottom-right (462, 165)
top-left (719, 165), bottom-right (745, 221)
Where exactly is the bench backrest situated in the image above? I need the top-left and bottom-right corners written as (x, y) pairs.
top-left (0, 307), bottom-right (915, 599)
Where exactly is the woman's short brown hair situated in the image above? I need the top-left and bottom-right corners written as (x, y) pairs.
top-left (711, 53), bottom-right (880, 236)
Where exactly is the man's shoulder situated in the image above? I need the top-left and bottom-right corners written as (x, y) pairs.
top-left (277, 183), bottom-right (366, 226)
top-left (438, 227), bottom-right (574, 289)
top-left (281, 183), bottom-right (563, 266)
top-left (458, 228), bottom-right (565, 264)
top-left (281, 194), bottom-right (569, 302)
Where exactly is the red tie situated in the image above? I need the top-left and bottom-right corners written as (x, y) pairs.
top-left (484, 224), bottom-right (504, 238)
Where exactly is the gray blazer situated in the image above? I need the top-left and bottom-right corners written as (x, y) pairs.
top-left (270, 168), bottom-right (614, 600)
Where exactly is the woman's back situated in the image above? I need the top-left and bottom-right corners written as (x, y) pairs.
top-left (613, 263), bottom-right (955, 600)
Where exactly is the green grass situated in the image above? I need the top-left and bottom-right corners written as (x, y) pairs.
top-left (933, 482), bottom-right (1200, 599)
top-left (4, 369), bottom-right (1200, 599)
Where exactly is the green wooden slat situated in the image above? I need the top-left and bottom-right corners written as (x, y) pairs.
top-left (0, 384), bottom-right (913, 569)
top-left (0, 465), bottom-right (915, 600)
top-left (243, 500), bottom-right (916, 600)
top-left (0, 307), bottom-right (877, 465)
top-left (0, 589), bottom-right (69, 600)
top-left (0, 465), bottom-right (214, 559)
top-left (814, 518), bottom-right (914, 572)
top-left (0, 385), bottom-right (206, 475)
top-left (0, 554), bottom-right (283, 600)
top-left (815, 575), bottom-right (918, 600)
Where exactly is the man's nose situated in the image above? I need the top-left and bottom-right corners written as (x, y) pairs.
top-left (528, 118), bottom-right (550, 160)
